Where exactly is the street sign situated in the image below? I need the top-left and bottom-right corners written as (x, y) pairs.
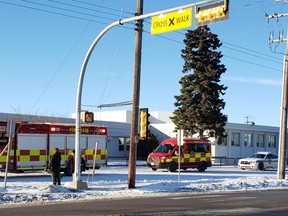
top-left (151, 8), bottom-right (192, 35)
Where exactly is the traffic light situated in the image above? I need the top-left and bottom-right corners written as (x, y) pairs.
top-left (0, 135), bottom-right (9, 145)
top-left (195, 0), bottom-right (229, 26)
top-left (82, 111), bottom-right (94, 123)
top-left (139, 108), bottom-right (150, 139)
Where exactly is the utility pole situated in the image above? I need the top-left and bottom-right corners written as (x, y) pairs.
top-left (266, 12), bottom-right (288, 179)
top-left (279, 47), bottom-right (288, 179)
top-left (128, 0), bottom-right (143, 189)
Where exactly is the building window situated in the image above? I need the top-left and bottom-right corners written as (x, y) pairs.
top-left (217, 136), bottom-right (227, 146)
top-left (119, 138), bottom-right (125, 151)
top-left (257, 134), bottom-right (265, 147)
top-left (268, 135), bottom-right (277, 148)
top-left (118, 137), bottom-right (130, 151)
top-left (231, 132), bottom-right (240, 146)
top-left (244, 133), bottom-right (253, 147)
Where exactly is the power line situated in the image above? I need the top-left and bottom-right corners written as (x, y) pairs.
top-left (72, 0), bottom-right (134, 16)
top-left (0, 0), bottom-right (136, 26)
top-left (29, 19), bottom-right (92, 114)
top-left (4, 0), bottom-right (280, 68)
top-left (0, 0), bottom-right (109, 24)
top-left (49, 0), bottom-right (129, 19)
top-left (2, 0), bottom-right (283, 67)
top-left (224, 55), bottom-right (281, 72)
top-left (222, 44), bottom-right (282, 65)
top-left (222, 41), bottom-right (282, 62)
top-left (1, 0), bottom-right (283, 110)
top-left (143, 17), bottom-right (282, 66)
top-left (141, 28), bottom-right (282, 72)
top-left (21, 0), bottom-right (117, 22)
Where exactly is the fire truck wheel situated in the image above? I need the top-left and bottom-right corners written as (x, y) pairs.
top-left (197, 162), bottom-right (207, 172)
top-left (168, 163), bottom-right (177, 172)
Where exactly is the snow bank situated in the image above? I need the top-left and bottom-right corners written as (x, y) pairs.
top-left (0, 165), bottom-right (287, 206)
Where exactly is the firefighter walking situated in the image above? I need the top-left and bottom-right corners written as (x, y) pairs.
top-left (49, 148), bottom-right (61, 185)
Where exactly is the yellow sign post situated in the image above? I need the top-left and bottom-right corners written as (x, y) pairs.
top-left (151, 8), bottom-right (192, 35)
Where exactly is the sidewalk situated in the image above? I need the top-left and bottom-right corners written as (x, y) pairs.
top-left (0, 159), bottom-right (147, 178)
top-left (107, 158), bottom-right (146, 166)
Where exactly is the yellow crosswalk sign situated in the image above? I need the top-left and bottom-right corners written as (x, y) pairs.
top-left (151, 8), bottom-right (192, 35)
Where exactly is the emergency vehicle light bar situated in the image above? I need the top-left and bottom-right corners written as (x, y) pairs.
top-left (98, 128), bottom-right (107, 135)
top-left (50, 127), bottom-right (60, 132)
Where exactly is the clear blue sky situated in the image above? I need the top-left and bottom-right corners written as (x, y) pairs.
top-left (0, 0), bottom-right (286, 127)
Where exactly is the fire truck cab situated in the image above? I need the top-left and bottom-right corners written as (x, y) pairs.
top-left (147, 138), bottom-right (212, 172)
top-left (0, 121), bottom-right (108, 176)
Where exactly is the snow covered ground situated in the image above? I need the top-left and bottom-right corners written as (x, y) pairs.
top-left (0, 161), bottom-right (288, 206)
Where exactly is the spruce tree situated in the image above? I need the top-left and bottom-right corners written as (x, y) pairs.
top-left (172, 25), bottom-right (227, 140)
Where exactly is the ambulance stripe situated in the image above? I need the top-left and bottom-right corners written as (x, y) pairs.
top-left (2, 148), bottom-right (107, 164)
top-left (30, 156), bottom-right (39, 161)
top-left (167, 153), bottom-right (211, 164)
top-left (19, 156), bottom-right (30, 162)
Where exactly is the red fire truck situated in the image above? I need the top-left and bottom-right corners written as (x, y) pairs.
top-left (0, 121), bottom-right (108, 175)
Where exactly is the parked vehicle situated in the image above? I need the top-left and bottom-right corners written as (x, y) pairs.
top-left (238, 152), bottom-right (278, 171)
top-left (0, 121), bottom-right (108, 175)
top-left (147, 138), bottom-right (212, 172)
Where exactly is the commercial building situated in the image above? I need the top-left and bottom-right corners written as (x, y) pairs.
top-left (0, 111), bottom-right (280, 164)
top-left (79, 110), bottom-right (279, 164)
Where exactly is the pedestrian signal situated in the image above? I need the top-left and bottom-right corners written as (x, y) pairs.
top-left (82, 111), bottom-right (94, 123)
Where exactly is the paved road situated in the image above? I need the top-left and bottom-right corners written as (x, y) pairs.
top-left (1, 189), bottom-right (288, 215)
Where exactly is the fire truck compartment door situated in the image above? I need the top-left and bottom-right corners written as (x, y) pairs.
top-left (17, 134), bottom-right (48, 167)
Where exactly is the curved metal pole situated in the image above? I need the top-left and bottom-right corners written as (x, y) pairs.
top-left (73, 21), bottom-right (120, 185)
top-left (72, 0), bottom-right (215, 188)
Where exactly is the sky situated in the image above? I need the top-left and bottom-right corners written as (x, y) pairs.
top-left (0, 0), bottom-right (287, 127)
top-left (1, 164), bottom-right (288, 212)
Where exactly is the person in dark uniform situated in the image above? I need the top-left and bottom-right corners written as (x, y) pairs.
top-left (49, 147), bottom-right (61, 185)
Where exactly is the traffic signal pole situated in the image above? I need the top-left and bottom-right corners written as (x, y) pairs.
top-left (71, 0), bottom-right (216, 190)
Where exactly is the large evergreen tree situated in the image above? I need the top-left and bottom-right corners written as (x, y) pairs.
top-left (172, 25), bottom-right (227, 140)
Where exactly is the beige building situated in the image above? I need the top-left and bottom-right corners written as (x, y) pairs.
top-left (78, 110), bottom-right (279, 163)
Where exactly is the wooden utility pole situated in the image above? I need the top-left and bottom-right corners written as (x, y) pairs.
top-left (278, 43), bottom-right (288, 179)
top-left (128, 0), bottom-right (143, 189)
top-left (266, 12), bottom-right (288, 179)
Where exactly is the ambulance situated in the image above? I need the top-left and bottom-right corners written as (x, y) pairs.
top-left (147, 138), bottom-right (212, 172)
top-left (0, 121), bottom-right (107, 175)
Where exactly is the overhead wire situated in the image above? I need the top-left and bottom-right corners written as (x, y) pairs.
top-left (1, 0), bottom-right (280, 71)
top-left (49, 0), bottom-right (128, 18)
top-left (0, 0), bottom-right (109, 25)
top-left (97, 8), bottom-right (133, 107)
top-left (142, 19), bottom-right (282, 72)
top-left (1, 0), bottom-right (284, 111)
top-left (0, 0), bottom-right (136, 27)
top-left (21, 0), bottom-right (119, 22)
top-left (72, 0), bottom-right (134, 16)
top-left (29, 19), bottom-right (93, 114)
top-left (0, 0), bottom-right (137, 112)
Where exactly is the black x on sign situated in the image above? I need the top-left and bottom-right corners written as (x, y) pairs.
top-left (151, 8), bottom-right (192, 35)
top-left (169, 17), bottom-right (175, 26)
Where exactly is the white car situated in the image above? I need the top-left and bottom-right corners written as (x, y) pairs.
top-left (238, 152), bottom-right (278, 171)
